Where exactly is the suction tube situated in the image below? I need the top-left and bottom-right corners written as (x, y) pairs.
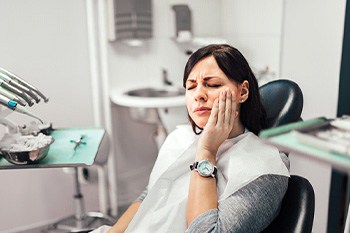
top-left (0, 68), bottom-right (49, 102)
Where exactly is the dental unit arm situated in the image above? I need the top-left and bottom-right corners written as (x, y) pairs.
top-left (0, 86), bottom-right (27, 106)
top-left (0, 75), bottom-right (35, 106)
top-left (0, 67), bottom-right (49, 127)
top-left (0, 68), bottom-right (49, 103)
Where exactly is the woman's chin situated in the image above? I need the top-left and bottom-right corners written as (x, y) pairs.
top-left (191, 116), bottom-right (209, 129)
top-left (195, 121), bottom-right (207, 129)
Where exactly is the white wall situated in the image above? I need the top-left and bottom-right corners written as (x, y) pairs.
top-left (221, 0), bottom-right (284, 78)
top-left (281, 0), bottom-right (345, 120)
top-left (0, 0), bottom-right (99, 231)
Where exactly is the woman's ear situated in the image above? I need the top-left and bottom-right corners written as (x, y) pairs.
top-left (240, 80), bottom-right (249, 102)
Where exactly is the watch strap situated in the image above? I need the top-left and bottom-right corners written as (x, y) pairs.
top-left (189, 161), bottom-right (198, 171)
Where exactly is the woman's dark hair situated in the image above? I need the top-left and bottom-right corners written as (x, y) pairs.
top-left (183, 44), bottom-right (267, 135)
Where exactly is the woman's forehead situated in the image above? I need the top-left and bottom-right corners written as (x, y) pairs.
top-left (188, 56), bottom-right (225, 81)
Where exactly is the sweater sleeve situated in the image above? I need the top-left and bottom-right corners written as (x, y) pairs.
top-left (135, 188), bottom-right (148, 202)
top-left (186, 174), bottom-right (289, 233)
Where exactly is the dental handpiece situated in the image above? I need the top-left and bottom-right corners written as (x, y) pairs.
top-left (0, 68), bottom-right (49, 102)
top-left (0, 72), bottom-right (41, 103)
top-left (0, 78), bottom-right (35, 106)
top-left (0, 93), bottom-right (43, 123)
top-left (0, 87), bottom-right (27, 106)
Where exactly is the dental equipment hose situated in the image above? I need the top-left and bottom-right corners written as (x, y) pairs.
top-left (0, 67), bottom-right (49, 102)
top-left (0, 76), bottom-right (35, 106)
top-left (0, 93), bottom-right (43, 123)
top-left (0, 72), bottom-right (40, 103)
top-left (0, 87), bottom-right (26, 106)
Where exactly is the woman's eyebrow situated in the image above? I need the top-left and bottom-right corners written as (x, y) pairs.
top-left (186, 77), bottom-right (218, 83)
top-left (186, 79), bottom-right (196, 83)
top-left (204, 77), bottom-right (221, 81)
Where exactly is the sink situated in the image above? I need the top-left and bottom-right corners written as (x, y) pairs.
top-left (110, 86), bottom-right (188, 134)
top-left (110, 86), bottom-right (186, 108)
top-left (125, 87), bottom-right (185, 98)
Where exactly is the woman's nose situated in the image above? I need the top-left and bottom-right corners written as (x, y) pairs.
top-left (194, 86), bottom-right (207, 102)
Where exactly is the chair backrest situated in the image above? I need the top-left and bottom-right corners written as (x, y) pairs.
top-left (259, 79), bottom-right (315, 232)
top-left (259, 79), bottom-right (304, 129)
top-left (261, 175), bottom-right (315, 233)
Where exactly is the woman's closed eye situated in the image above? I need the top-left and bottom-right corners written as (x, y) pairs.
top-left (186, 83), bottom-right (221, 90)
top-left (206, 83), bottom-right (222, 88)
top-left (186, 85), bottom-right (196, 90)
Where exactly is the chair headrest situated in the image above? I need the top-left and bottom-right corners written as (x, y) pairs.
top-left (259, 79), bottom-right (303, 129)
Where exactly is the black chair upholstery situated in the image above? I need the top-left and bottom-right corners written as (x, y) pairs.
top-left (259, 79), bottom-right (303, 129)
top-left (261, 175), bottom-right (315, 233)
top-left (259, 79), bottom-right (315, 233)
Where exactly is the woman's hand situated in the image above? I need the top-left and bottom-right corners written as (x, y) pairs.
top-left (197, 89), bottom-right (237, 157)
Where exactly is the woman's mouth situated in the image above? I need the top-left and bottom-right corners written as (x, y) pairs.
top-left (194, 107), bottom-right (211, 115)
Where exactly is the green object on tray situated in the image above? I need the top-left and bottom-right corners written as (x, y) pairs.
top-left (259, 117), bottom-right (328, 138)
top-left (0, 127), bottom-right (105, 169)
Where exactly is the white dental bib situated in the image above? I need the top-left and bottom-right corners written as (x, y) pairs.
top-left (125, 125), bottom-right (289, 233)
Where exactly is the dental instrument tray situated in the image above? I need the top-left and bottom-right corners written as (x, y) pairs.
top-left (0, 127), bottom-right (106, 169)
top-left (293, 117), bottom-right (350, 156)
top-left (259, 117), bottom-right (350, 173)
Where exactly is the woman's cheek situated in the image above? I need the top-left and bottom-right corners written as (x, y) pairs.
top-left (185, 95), bottom-right (192, 111)
top-left (208, 89), bottom-right (221, 100)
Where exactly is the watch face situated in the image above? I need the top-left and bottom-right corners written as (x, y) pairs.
top-left (197, 160), bottom-right (214, 176)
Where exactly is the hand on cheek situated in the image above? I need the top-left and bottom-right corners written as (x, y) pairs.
top-left (198, 89), bottom-right (238, 156)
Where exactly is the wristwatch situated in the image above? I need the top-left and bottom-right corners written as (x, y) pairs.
top-left (190, 160), bottom-right (217, 178)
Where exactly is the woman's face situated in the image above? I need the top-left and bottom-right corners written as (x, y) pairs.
top-left (185, 56), bottom-right (246, 128)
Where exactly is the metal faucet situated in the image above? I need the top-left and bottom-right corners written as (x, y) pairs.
top-left (162, 69), bottom-right (173, 86)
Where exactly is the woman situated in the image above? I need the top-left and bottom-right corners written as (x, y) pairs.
top-left (95, 44), bottom-right (289, 233)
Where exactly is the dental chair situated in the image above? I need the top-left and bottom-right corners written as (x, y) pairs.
top-left (259, 79), bottom-right (303, 128)
top-left (258, 79), bottom-right (315, 233)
